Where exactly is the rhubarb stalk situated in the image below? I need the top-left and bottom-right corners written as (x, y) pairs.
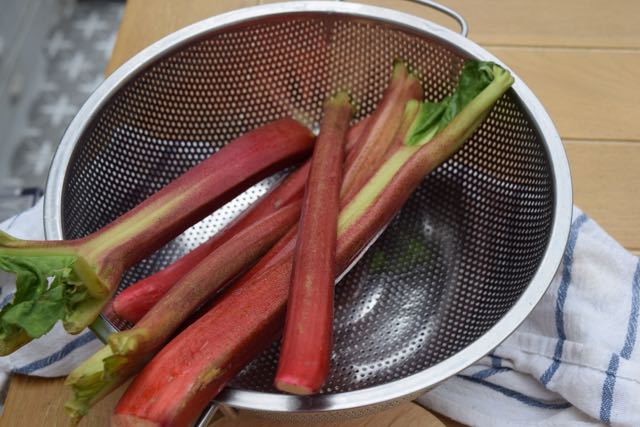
top-left (64, 202), bottom-right (300, 423)
top-left (112, 62), bottom-right (513, 427)
top-left (112, 162), bottom-right (310, 324)
top-left (0, 119), bottom-right (314, 355)
top-left (342, 61), bottom-right (422, 197)
top-left (111, 116), bottom-right (371, 324)
top-left (275, 92), bottom-right (353, 395)
top-left (345, 116), bottom-right (370, 151)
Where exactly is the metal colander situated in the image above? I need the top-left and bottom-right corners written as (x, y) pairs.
top-left (43, 1), bottom-right (572, 424)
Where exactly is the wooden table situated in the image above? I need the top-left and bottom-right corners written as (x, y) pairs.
top-left (2, 1), bottom-right (639, 425)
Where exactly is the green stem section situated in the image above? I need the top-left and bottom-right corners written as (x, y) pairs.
top-left (341, 61), bottom-right (423, 198)
top-left (339, 146), bottom-right (416, 233)
top-left (78, 192), bottom-right (191, 263)
top-left (64, 346), bottom-right (126, 425)
top-left (341, 63), bottom-right (513, 234)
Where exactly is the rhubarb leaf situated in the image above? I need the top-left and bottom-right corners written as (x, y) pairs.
top-left (406, 61), bottom-right (498, 146)
top-left (0, 255), bottom-right (77, 339)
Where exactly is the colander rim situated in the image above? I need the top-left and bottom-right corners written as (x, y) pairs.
top-left (43, 0), bottom-right (572, 414)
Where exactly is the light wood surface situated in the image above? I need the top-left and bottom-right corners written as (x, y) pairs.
top-left (210, 402), bottom-right (447, 427)
top-left (2, 0), bottom-right (639, 426)
top-left (0, 375), bottom-right (129, 427)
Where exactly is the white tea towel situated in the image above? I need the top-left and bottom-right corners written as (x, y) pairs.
top-left (418, 207), bottom-right (640, 426)
top-left (1, 202), bottom-right (639, 426)
top-left (0, 199), bottom-right (101, 394)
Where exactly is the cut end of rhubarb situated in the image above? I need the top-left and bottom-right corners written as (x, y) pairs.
top-left (391, 59), bottom-right (410, 81)
top-left (64, 343), bottom-right (141, 424)
top-left (327, 91), bottom-right (357, 116)
top-left (274, 378), bottom-right (317, 396)
top-left (65, 349), bottom-right (114, 424)
top-left (327, 90), bottom-right (351, 105)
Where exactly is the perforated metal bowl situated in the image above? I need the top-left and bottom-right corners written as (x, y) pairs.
top-left (43, 1), bottom-right (572, 423)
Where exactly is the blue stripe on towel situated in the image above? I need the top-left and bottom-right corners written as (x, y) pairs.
top-left (471, 366), bottom-right (512, 380)
top-left (540, 213), bottom-right (588, 386)
top-left (621, 260), bottom-right (640, 360)
top-left (490, 353), bottom-right (502, 368)
top-left (599, 259), bottom-right (640, 422)
top-left (14, 330), bottom-right (97, 374)
top-left (472, 353), bottom-right (511, 380)
top-left (459, 375), bottom-right (571, 410)
top-left (599, 354), bottom-right (620, 423)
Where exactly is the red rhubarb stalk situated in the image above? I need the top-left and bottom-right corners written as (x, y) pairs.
top-left (111, 62), bottom-right (513, 427)
top-left (0, 118), bottom-right (314, 355)
top-left (112, 162), bottom-right (310, 324)
top-left (342, 61), bottom-right (423, 198)
top-left (64, 202), bottom-right (301, 423)
top-left (112, 116), bottom-right (369, 324)
top-left (275, 92), bottom-right (353, 395)
top-left (345, 116), bottom-right (370, 151)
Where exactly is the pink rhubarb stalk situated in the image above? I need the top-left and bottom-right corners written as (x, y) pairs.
top-left (345, 116), bottom-right (370, 151)
top-left (111, 116), bottom-right (370, 324)
top-left (341, 61), bottom-right (423, 198)
top-left (65, 106), bottom-right (366, 422)
top-left (112, 63), bottom-right (513, 427)
top-left (275, 92), bottom-right (353, 395)
top-left (112, 162), bottom-right (310, 324)
top-left (0, 118), bottom-right (314, 355)
top-left (64, 202), bottom-right (301, 423)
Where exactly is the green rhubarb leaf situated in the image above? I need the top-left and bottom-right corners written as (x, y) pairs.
top-left (2, 285), bottom-right (65, 338)
top-left (405, 101), bottom-right (449, 146)
top-left (406, 60), bottom-right (498, 146)
top-left (0, 255), bottom-right (78, 341)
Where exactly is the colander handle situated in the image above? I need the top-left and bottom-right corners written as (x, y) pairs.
top-left (407, 0), bottom-right (468, 36)
top-left (338, 0), bottom-right (469, 36)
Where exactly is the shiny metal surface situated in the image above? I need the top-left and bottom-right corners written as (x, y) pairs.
top-left (44, 1), bottom-right (572, 420)
top-left (406, 0), bottom-right (469, 36)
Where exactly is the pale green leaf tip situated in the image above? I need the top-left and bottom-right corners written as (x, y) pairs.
top-left (327, 90), bottom-right (357, 115)
top-left (391, 58), bottom-right (411, 82)
top-left (327, 90), bottom-right (352, 106)
top-left (403, 60), bottom-right (513, 148)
